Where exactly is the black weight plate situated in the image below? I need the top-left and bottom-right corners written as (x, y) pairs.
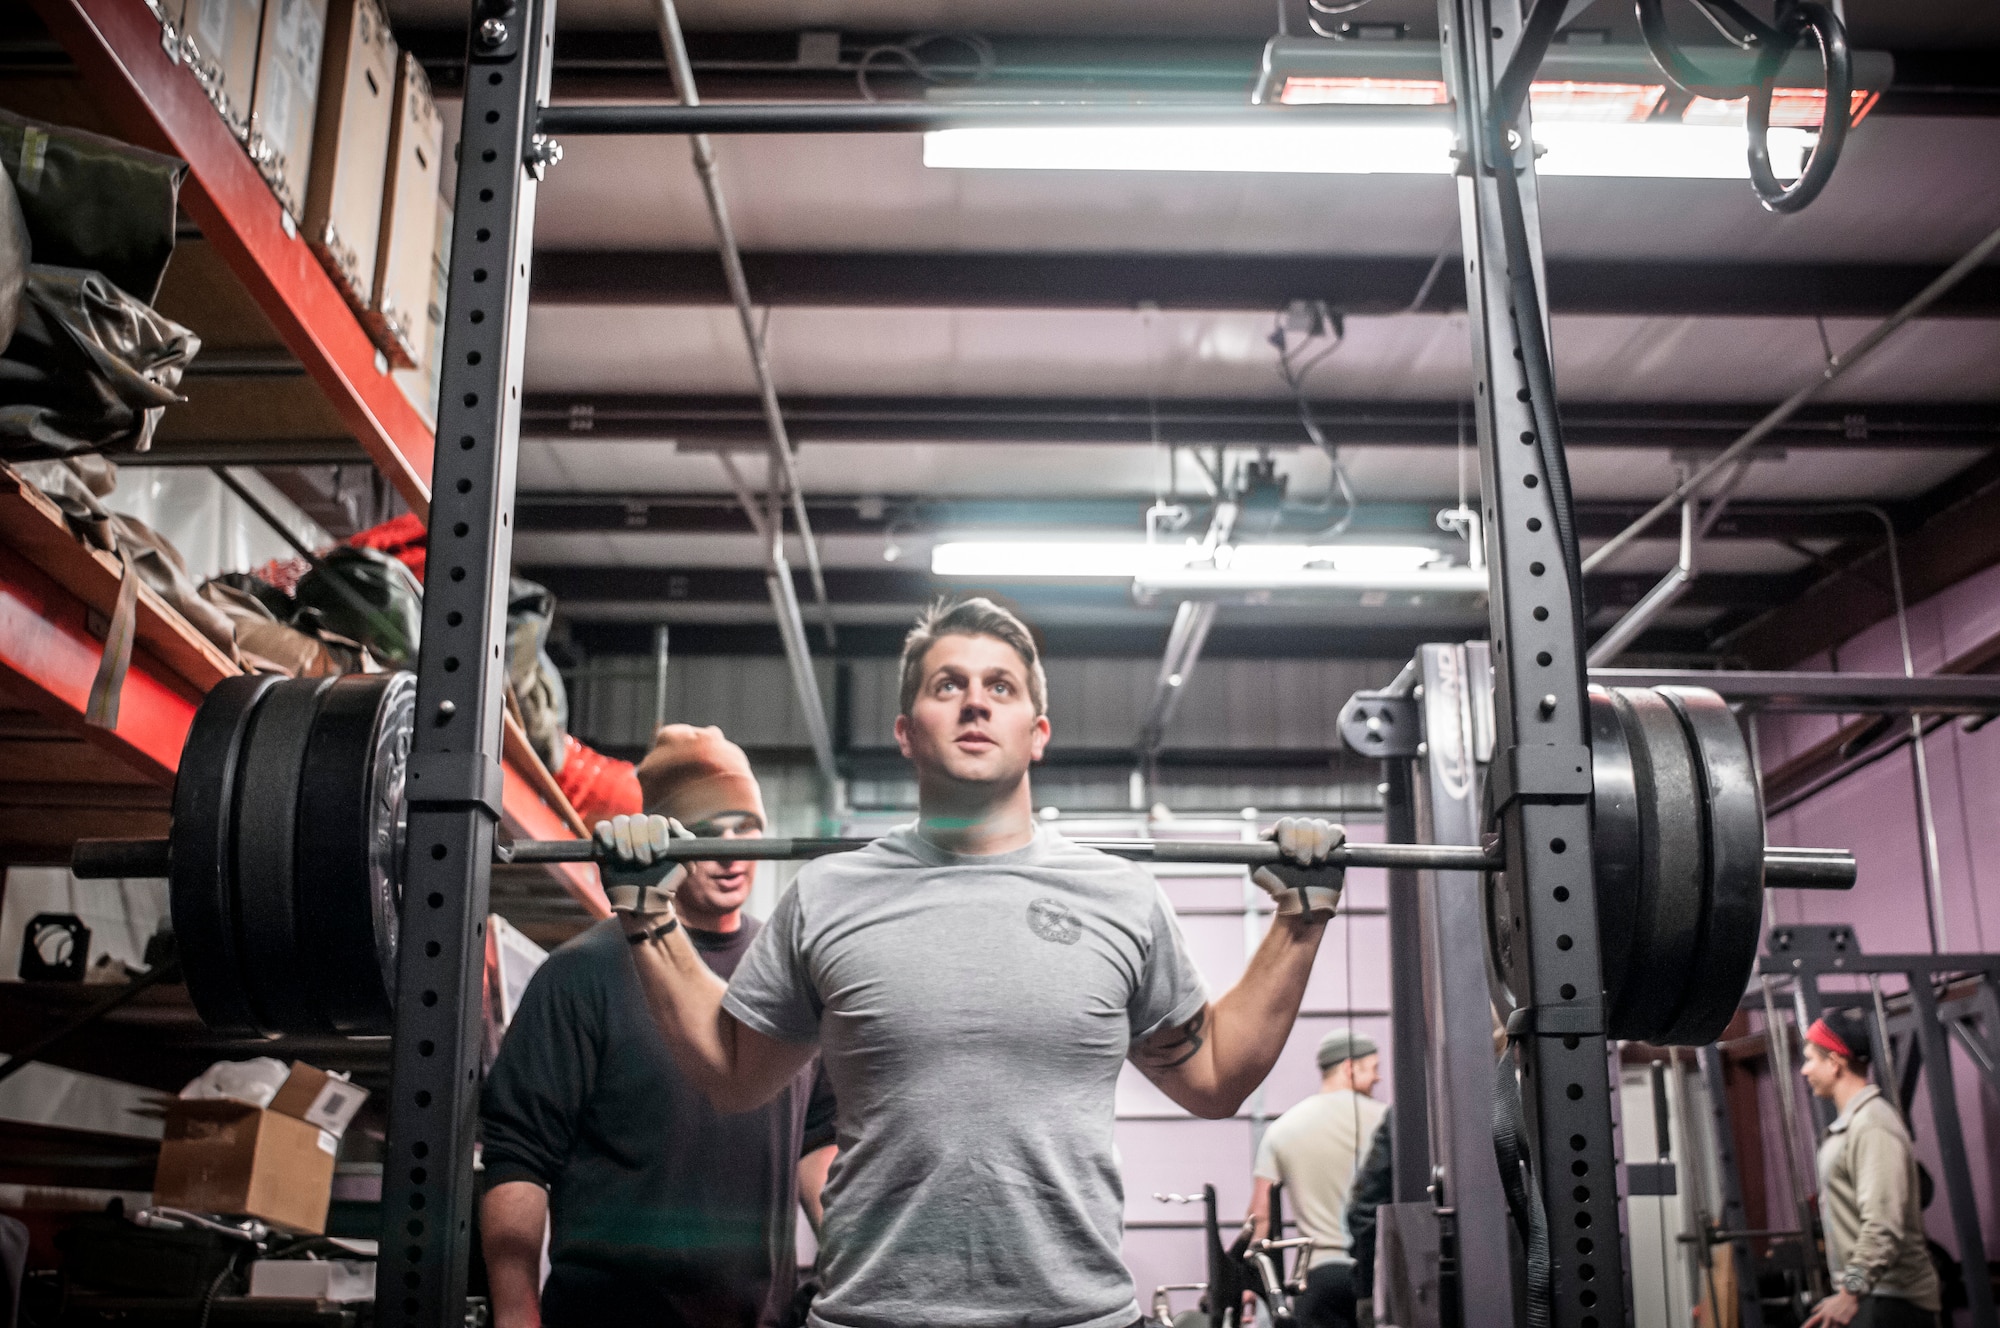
top-left (1588, 687), bottom-right (1643, 1011)
top-left (297, 672), bottom-right (414, 1034)
top-left (170, 673), bottom-right (280, 1035)
top-left (1607, 687), bottom-right (1705, 1043)
top-left (233, 676), bottom-right (338, 1035)
top-left (1658, 687), bottom-right (1766, 1046)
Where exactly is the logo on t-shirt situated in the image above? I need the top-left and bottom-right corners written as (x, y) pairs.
top-left (1026, 897), bottom-right (1082, 945)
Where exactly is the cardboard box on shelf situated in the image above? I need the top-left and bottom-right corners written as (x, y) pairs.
top-left (147, 0), bottom-right (189, 49)
top-left (153, 1060), bottom-right (367, 1234)
top-left (369, 51), bottom-right (441, 369)
top-left (392, 198), bottom-right (449, 425)
top-left (248, 0), bottom-right (328, 222)
top-left (179, 0), bottom-right (265, 141)
top-left (304, 0), bottom-right (394, 308)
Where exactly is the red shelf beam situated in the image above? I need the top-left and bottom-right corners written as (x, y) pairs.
top-left (29, 0), bottom-right (436, 515)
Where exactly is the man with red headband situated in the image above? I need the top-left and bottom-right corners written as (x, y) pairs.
top-left (1799, 1007), bottom-right (1940, 1328)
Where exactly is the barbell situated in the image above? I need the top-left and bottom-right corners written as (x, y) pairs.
top-left (71, 672), bottom-right (1851, 1043)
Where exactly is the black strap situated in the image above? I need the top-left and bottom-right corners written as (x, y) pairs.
top-left (627, 916), bottom-right (679, 945)
top-left (1492, 1044), bottom-right (1553, 1328)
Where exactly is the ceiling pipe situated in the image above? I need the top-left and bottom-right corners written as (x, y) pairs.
top-left (1586, 494), bottom-right (1695, 665)
top-left (1583, 217), bottom-right (2000, 576)
top-left (1139, 598), bottom-right (1217, 756)
top-left (650, 0), bottom-right (836, 650)
top-left (717, 453), bottom-right (840, 785)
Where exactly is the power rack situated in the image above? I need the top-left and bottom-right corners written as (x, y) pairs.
top-left (386, 1), bottom-right (1825, 1325)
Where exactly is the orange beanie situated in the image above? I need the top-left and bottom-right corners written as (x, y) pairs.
top-left (635, 724), bottom-right (764, 824)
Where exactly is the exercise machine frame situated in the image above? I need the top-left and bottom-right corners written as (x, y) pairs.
top-left (1755, 925), bottom-right (1999, 1327)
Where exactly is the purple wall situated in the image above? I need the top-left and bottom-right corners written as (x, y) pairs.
top-left (1106, 817), bottom-right (1394, 1310)
top-left (1755, 560), bottom-right (2000, 1273)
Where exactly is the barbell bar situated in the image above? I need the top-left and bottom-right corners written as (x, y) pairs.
top-left (70, 832), bottom-right (1854, 886)
top-left (62, 672), bottom-right (1857, 1044)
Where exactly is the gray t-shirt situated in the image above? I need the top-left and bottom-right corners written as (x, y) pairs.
top-left (722, 825), bottom-right (1210, 1328)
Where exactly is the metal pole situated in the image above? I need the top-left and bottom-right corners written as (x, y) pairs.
top-left (652, 623), bottom-right (670, 734)
top-left (716, 452), bottom-right (839, 782)
top-left (1759, 976), bottom-right (1826, 1301)
top-left (1585, 491), bottom-right (1694, 664)
top-left (1437, 0), bottom-right (1620, 1319)
top-left (1866, 974), bottom-right (1901, 1117)
top-left (1140, 599), bottom-right (1217, 756)
top-left (1904, 976), bottom-right (1999, 1327)
top-left (538, 100), bottom-right (1457, 136)
top-left (1860, 505), bottom-right (1951, 954)
top-left (1695, 1043), bottom-right (1766, 1328)
top-left (1412, 643), bottom-right (1519, 1323)
top-left (1584, 218), bottom-right (2000, 576)
top-left (649, 0), bottom-right (835, 649)
top-left (383, 0), bottom-right (554, 1322)
top-left (1383, 756), bottom-right (1434, 1204)
top-left (770, 547), bottom-right (840, 786)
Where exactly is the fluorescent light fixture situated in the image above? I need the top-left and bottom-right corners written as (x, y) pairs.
top-left (923, 123), bottom-right (1457, 175)
top-left (1537, 122), bottom-right (1814, 179)
top-left (930, 541), bottom-right (1196, 578)
top-left (1132, 566), bottom-right (1490, 597)
top-left (924, 122), bottom-right (1815, 179)
top-left (929, 540), bottom-right (1451, 578)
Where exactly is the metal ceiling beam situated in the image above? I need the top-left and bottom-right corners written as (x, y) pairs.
top-left (514, 493), bottom-right (1885, 543)
top-left (400, 27), bottom-right (2000, 118)
top-left (519, 562), bottom-right (1802, 609)
top-left (529, 250), bottom-right (2000, 319)
top-left (1729, 448), bottom-right (2000, 666)
top-left (531, 394), bottom-right (2000, 450)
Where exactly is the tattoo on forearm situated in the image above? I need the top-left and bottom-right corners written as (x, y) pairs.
top-left (1143, 1009), bottom-right (1208, 1071)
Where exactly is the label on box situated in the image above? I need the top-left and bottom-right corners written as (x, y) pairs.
top-left (318, 1129), bottom-right (339, 1156)
top-left (305, 1079), bottom-right (367, 1135)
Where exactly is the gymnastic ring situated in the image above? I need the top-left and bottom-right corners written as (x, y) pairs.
top-left (1747, 0), bottom-right (1852, 213)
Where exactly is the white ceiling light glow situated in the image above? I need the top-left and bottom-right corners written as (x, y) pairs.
top-left (923, 124), bottom-right (1459, 175)
top-left (929, 541), bottom-right (1197, 578)
top-left (929, 540), bottom-right (1454, 579)
top-left (923, 121), bottom-right (1815, 180)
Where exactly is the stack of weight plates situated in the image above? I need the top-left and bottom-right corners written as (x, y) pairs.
top-left (1589, 685), bottom-right (1766, 1046)
top-left (170, 672), bottom-right (415, 1037)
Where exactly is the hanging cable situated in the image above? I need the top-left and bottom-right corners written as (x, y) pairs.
top-left (854, 32), bottom-right (996, 102)
top-left (1270, 303), bottom-right (1358, 538)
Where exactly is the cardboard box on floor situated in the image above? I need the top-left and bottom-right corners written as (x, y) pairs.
top-left (153, 1062), bottom-right (367, 1234)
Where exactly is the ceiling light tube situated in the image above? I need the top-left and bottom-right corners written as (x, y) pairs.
top-left (1132, 567), bottom-right (1490, 596)
top-left (929, 540), bottom-right (1453, 578)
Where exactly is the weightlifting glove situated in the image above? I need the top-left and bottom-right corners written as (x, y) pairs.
top-left (594, 813), bottom-right (693, 916)
top-left (1252, 816), bottom-right (1346, 922)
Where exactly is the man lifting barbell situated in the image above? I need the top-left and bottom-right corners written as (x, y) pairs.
top-left (595, 597), bottom-right (1349, 1328)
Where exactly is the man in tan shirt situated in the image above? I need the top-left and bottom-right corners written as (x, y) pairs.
top-left (1801, 1008), bottom-right (1941, 1328)
top-left (1247, 1030), bottom-right (1388, 1328)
